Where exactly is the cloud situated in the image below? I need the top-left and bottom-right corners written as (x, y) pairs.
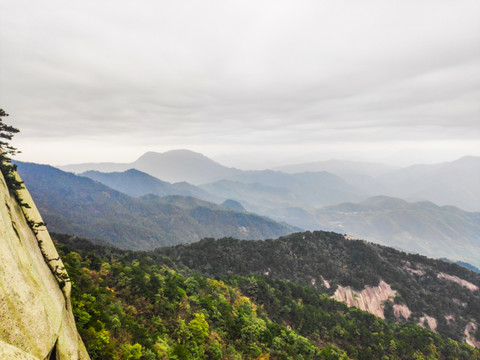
top-left (1, 0), bottom-right (479, 166)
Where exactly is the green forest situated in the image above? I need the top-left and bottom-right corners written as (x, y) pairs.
top-left (154, 231), bottom-right (480, 344)
top-left (54, 233), bottom-right (480, 360)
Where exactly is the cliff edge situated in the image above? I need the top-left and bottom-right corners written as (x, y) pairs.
top-left (0, 171), bottom-right (89, 359)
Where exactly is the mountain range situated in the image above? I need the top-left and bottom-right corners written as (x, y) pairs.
top-left (373, 156), bottom-right (480, 212)
top-left (274, 158), bottom-right (397, 178)
top-left (81, 168), bottom-right (220, 203)
top-left (61, 150), bottom-right (480, 212)
top-left (15, 161), bottom-right (296, 249)
top-left (277, 155), bottom-right (480, 212)
top-left (53, 150), bottom-right (480, 267)
top-left (199, 170), bottom-right (365, 212)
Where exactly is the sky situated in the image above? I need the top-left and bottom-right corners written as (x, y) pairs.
top-left (1, 0), bottom-right (479, 169)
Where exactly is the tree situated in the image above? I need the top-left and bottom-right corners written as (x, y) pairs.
top-left (187, 313), bottom-right (209, 344)
top-left (0, 108), bottom-right (22, 190)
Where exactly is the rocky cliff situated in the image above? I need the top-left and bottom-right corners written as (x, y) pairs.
top-left (0, 171), bottom-right (89, 359)
top-left (332, 280), bottom-right (396, 319)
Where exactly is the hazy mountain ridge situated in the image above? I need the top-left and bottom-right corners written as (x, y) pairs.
top-left (275, 156), bottom-right (480, 212)
top-left (274, 158), bottom-right (397, 177)
top-left (62, 151), bottom-right (480, 267)
top-left (374, 156), bottom-right (480, 211)
top-left (221, 199), bottom-right (246, 212)
top-left (315, 195), bottom-right (480, 267)
top-left (61, 150), bottom-right (480, 211)
top-left (221, 169), bottom-right (366, 207)
top-left (65, 151), bottom-right (367, 208)
top-left (197, 170), bottom-right (367, 230)
top-left (441, 259), bottom-right (480, 274)
top-left (80, 168), bottom-right (220, 203)
top-left (15, 161), bottom-right (296, 249)
top-left (60, 149), bottom-right (241, 184)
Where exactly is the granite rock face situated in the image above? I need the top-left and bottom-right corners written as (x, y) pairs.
top-left (0, 171), bottom-right (89, 360)
top-left (437, 272), bottom-right (479, 292)
top-left (332, 280), bottom-right (396, 319)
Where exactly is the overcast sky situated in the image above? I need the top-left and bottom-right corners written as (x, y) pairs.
top-left (1, 0), bottom-right (479, 169)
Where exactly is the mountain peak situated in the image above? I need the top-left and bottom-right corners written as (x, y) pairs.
top-left (360, 195), bottom-right (408, 208)
top-left (138, 149), bottom-right (211, 161)
top-left (132, 149), bottom-right (240, 184)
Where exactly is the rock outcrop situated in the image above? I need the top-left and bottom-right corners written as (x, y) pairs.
top-left (437, 272), bottom-right (479, 291)
top-left (465, 322), bottom-right (480, 348)
top-left (0, 171), bottom-right (89, 359)
top-left (332, 280), bottom-right (396, 319)
top-left (418, 315), bottom-right (438, 331)
top-left (403, 265), bottom-right (425, 276)
top-left (393, 304), bottom-right (411, 321)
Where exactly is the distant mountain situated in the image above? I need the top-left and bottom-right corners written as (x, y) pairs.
top-left (206, 170), bottom-right (366, 208)
top-left (60, 149), bottom-right (241, 184)
top-left (274, 156), bottom-right (480, 212)
top-left (200, 179), bottom-right (299, 211)
top-left (57, 161), bottom-right (131, 174)
top-left (274, 159), bottom-right (396, 178)
top-left (15, 162), bottom-right (296, 249)
top-left (221, 199), bottom-right (246, 212)
top-left (200, 180), bottom-right (321, 229)
top-left (440, 259), bottom-right (480, 274)
top-left (315, 195), bottom-right (480, 267)
top-left (265, 206), bottom-right (320, 230)
top-left (199, 171), bottom-right (367, 231)
top-left (376, 156), bottom-right (480, 211)
top-left (138, 150), bottom-right (242, 183)
top-left (81, 168), bottom-right (220, 203)
top-left (456, 262), bottom-right (480, 274)
top-left (61, 151), bottom-right (480, 211)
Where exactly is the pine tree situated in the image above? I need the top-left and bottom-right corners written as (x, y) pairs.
top-left (0, 108), bottom-right (23, 191)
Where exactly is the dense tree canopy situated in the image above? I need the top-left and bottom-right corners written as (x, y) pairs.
top-left (54, 233), bottom-right (480, 359)
top-left (156, 231), bottom-right (480, 344)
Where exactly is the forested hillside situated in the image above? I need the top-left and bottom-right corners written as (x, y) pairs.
top-left (156, 231), bottom-right (480, 346)
top-left (54, 233), bottom-right (480, 360)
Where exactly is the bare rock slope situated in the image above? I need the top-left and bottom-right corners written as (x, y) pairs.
top-left (0, 171), bottom-right (89, 359)
top-left (332, 280), bottom-right (396, 319)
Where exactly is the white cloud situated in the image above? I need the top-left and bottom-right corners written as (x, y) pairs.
top-left (1, 0), bottom-right (479, 167)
